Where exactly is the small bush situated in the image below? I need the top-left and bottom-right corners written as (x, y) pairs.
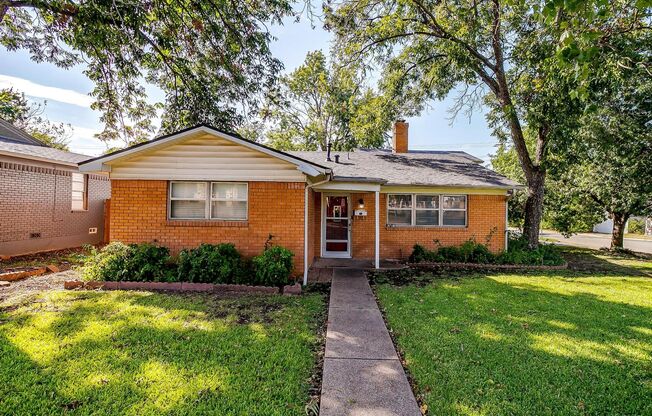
top-left (497, 237), bottom-right (564, 266)
top-left (408, 237), bottom-right (564, 266)
top-left (628, 218), bottom-right (645, 235)
top-left (81, 242), bottom-right (173, 282)
top-left (177, 243), bottom-right (244, 284)
top-left (253, 246), bottom-right (294, 287)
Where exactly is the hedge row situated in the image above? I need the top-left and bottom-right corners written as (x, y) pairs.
top-left (409, 237), bottom-right (565, 266)
top-left (81, 242), bottom-right (295, 287)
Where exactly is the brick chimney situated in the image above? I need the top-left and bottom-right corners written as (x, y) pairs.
top-left (392, 120), bottom-right (409, 153)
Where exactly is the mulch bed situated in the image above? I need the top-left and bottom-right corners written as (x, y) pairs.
top-left (407, 261), bottom-right (568, 271)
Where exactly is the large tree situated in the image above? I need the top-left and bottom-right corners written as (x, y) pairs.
top-left (1, 0), bottom-right (292, 146)
top-left (261, 50), bottom-right (394, 150)
top-left (325, 0), bottom-right (649, 248)
top-left (0, 87), bottom-right (71, 150)
top-left (555, 67), bottom-right (652, 249)
top-left (492, 46), bottom-right (652, 250)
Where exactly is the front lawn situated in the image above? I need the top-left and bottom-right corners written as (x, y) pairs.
top-left (375, 250), bottom-right (652, 415)
top-left (0, 291), bottom-right (325, 415)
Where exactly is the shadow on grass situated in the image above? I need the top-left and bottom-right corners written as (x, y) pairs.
top-left (377, 276), bottom-right (652, 415)
top-left (0, 291), bottom-right (323, 415)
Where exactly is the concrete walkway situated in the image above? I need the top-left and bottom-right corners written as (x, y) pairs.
top-left (320, 269), bottom-right (421, 416)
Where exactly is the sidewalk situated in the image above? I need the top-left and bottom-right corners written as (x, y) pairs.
top-left (320, 269), bottom-right (421, 416)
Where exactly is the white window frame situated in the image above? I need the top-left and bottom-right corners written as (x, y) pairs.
top-left (441, 195), bottom-right (468, 227)
top-left (210, 182), bottom-right (248, 220)
top-left (169, 181), bottom-right (208, 220)
top-left (71, 172), bottom-right (88, 211)
top-left (386, 194), bottom-right (467, 227)
top-left (415, 194), bottom-right (440, 226)
top-left (386, 193), bottom-right (414, 226)
top-left (168, 181), bottom-right (249, 221)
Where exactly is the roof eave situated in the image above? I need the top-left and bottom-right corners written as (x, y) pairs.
top-left (0, 149), bottom-right (79, 167)
top-left (382, 182), bottom-right (523, 190)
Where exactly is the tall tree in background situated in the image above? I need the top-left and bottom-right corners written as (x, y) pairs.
top-left (261, 50), bottom-right (394, 150)
top-left (0, 87), bottom-right (71, 150)
top-left (492, 36), bottom-right (652, 250)
top-left (552, 65), bottom-right (652, 250)
top-left (1, 0), bottom-right (292, 146)
top-left (325, 0), bottom-right (650, 248)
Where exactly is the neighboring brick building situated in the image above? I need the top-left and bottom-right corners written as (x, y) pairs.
top-left (0, 120), bottom-right (110, 256)
top-left (81, 123), bottom-right (519, 284)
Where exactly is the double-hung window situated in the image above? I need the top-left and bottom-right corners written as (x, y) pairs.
top-left (210, 183), bottom-right (248, 220)
top-left (415, 195), bottom-right (439, 225)
top-left (169, 181), bottom-right (248, 220)
top-left (442, 195), bottom-right (467, 226)
top-left (71, 172), bottom-right (88, 211)
top-left (387, 194), bottom-right (413, 225)
top-left (387, 194), bottom-right (467, 226)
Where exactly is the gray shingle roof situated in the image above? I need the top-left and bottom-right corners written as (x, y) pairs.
top-left (0, 119), bottom-right (47, 146)
top-left (289, 149), bottom-right (520, 188)
top-left (0, 140), bottom-right (91, 165)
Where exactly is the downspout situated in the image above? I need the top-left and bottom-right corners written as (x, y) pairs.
top-left (375, 190), bottom-right (380, 269)
top-left (505, 190), bottom-right (512, 251)
top-left (303, 175), bottom-right (332, 286)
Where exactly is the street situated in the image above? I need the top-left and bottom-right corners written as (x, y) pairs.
top-left (540, 230), bottom-right (652, 254)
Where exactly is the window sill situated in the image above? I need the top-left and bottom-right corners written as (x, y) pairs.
top-left (166, 219), bottom-right (249, 228)
top-left (385, 225), bottom-right (467, 230)
top-left (71, 209), bottom-right (88, 213)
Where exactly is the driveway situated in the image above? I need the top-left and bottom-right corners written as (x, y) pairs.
top-left (540, 230), bottom-right (652, 254)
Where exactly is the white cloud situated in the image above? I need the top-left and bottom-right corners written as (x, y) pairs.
top-left (0, 74), bottom-right (94, 107)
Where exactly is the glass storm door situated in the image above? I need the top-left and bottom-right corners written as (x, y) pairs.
top-left (324, 195), bottom-right (350, 257)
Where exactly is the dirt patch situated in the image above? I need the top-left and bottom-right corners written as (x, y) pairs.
top-left (0, 270), bottom-right (79, 307)
top-left (305, 286), bottom-right (329, 415)
top-left (0, 247), bottom-right (89, 271)
top-left (207, 297), bottom-right (285, 324)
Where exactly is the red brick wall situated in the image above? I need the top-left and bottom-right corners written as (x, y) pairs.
top-left (0, 160), bottom-right (110, 256)
top-left (110, 180), bottom-right (306, 275)
top-left (312, 192), bottom-right (506, 260)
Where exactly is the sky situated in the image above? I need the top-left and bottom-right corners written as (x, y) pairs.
top-left (0, 15), bottom-right (497, 162)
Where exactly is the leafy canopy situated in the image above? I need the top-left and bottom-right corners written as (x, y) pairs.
top-left (1, 0), bottom-right (293, 146)
top-left (261, 50), bottom-right (394, 151)
top-left (0, 87), bottom-right (71, 150)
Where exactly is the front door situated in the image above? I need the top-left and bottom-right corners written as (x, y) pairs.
top-left (323, 195), bottom-right (351, 258)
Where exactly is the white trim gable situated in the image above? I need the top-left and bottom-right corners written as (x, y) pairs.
top-left (79, 125), bottom-right (331, 180)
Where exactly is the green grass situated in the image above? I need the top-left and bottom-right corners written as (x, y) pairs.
top-left (375, 250), bottom-right (652, 415)
top-left (0, 291), bottom-right (325, 415)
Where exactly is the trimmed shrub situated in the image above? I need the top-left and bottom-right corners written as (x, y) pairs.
top-left (81, 242), bottom-right (173, 282)
top-left (177, 243), bottom-right (244, 284)
top-left (253, 246), bottom-right (294, 287)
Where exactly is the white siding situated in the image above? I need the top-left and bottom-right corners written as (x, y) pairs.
top-left (109, 134), bottom-right (306, 181)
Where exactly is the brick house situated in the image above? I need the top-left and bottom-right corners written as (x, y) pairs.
top-left (80, 122), bottom-right (519, 284)
top-left (0, 119), bottom-right (110, 256)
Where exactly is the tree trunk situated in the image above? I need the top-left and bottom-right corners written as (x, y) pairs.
top-left (522, 169), bottom-right (546, 249)
top-left (1, 2), bottom-right (8, 22)
top-left (610, 212), bottom-right (629, 250)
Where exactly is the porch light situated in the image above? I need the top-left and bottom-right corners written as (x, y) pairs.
top-left (358, 198), bottom-right (365, 209)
